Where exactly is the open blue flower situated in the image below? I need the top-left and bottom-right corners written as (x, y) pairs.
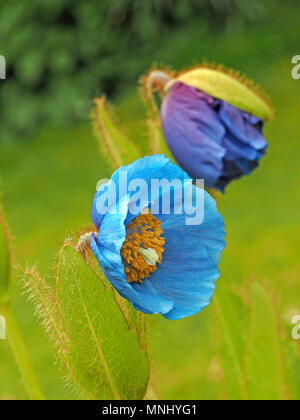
top-left (90, 155), bottom-right (226, 320)
top-left (161, 81), bottom-right (268, 192)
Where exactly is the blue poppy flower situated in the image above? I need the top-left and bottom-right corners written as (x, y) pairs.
top-left (160, 81), bottom-right (268, 192)
top-left (90, 154), bottom-right (226, 320)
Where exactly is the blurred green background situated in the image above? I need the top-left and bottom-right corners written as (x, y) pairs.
top-left (0, 0), bottom-right (300, 400)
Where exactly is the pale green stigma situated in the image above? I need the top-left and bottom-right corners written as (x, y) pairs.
top-left (138, 247), bottom-right (159, 266)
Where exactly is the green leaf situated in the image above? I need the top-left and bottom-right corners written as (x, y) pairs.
top-left (24, 243), bottom-right (150, 399)
top-left (167, 66), bottom-right (273, 121)
top-left (217, 282), bottom-right (295, 400)
top-left (0, 196), bottom-right (12, 303)
top-left (25, 242), bottom-right (150, 400)
top-left (245, 282), bottom-right (285, 400)
top-left (92, 97), bottom-right (141, 170)
top-left (215, 290), bottom-right (249, 400)
top-left (57, 245), bottom-right (149, 399)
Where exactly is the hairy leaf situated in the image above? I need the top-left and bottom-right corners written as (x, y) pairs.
top-left (25, 243), bottom-right (149, 400)
top-left (92, 97), bottom-right (141, 170)
top-left (217, 282), bottom-right (294, 400)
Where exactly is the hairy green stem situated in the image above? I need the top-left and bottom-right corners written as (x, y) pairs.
top-left (0, 302), bottom-right (45, 400)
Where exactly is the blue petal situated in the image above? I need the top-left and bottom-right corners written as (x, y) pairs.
top-left (91, 233), bottom-right (174, 315)
top-left (92, 154), bottom-right (190, 228)
top-left (134, 187), bottom-right (226, 320)
top-left (161, 82), bottom-right (226, 188)
top-left (215, 103), bottom-right (267, 191)
top-left (161, 81), bottom-right (268, 192)
top-left (91, 155), bottom-right (226, 319)
top-left (219, 101), bottom-right (267, 150)
top-left (91, 191), bottom-right (174, 315)
top-left (91, 193), bottom-right (136, 298)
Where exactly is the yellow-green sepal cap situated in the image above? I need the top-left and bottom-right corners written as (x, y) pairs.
top-left (165, 66), bottom-right (273, 121)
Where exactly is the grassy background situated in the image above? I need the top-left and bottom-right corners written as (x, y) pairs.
top-left (0, 3), bottom-right (300, 399)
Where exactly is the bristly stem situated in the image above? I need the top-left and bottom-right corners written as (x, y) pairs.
top-left (0, 302), bottom-right (45, 400)
top-left (142, 71), bottom-right (174, 158)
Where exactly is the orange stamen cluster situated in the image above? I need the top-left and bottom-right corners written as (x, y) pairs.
top-left (121, 209), bottom-right (165, 283)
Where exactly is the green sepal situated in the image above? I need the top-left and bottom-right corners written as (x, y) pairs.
top-left (166, 66), bottom-right (273, 121)
top-left (92, 97), bottom-right (141, 170)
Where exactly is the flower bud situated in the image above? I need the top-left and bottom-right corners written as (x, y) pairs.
top-left (159, 65), bottom-right (273, 191)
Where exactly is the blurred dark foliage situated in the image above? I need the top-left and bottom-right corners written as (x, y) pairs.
top-left (0, 0), bottom-right (275, 141)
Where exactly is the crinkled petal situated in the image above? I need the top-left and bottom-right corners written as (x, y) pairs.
top-left (92, 154), bottom-right (190, 228)
top-left (136, 187), bottom-right (226, 320)
top-left (161, 82), bottom-right (226, 188)
top-left (215, 103), bottom-right (267, 191)
top-left (161, 81), bottom-right (268, 192)
top-left (91, 155), bottom-right (226, 319)
top-left (219, 101), bottom-right (267, 149)
top-left (91, 233), bottom-right (174, 315)
top-left (91, 190), bottom-right (174, 315)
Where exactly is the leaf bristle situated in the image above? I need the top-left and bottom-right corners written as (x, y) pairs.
top-left (22, 238), bottom-right (150, 400)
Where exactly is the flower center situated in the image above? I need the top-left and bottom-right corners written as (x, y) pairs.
top-left (121, 209), bottom-right (165, 283)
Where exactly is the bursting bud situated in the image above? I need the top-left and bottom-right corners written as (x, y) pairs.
top-left (147, 65), bottom-right (273, 192)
